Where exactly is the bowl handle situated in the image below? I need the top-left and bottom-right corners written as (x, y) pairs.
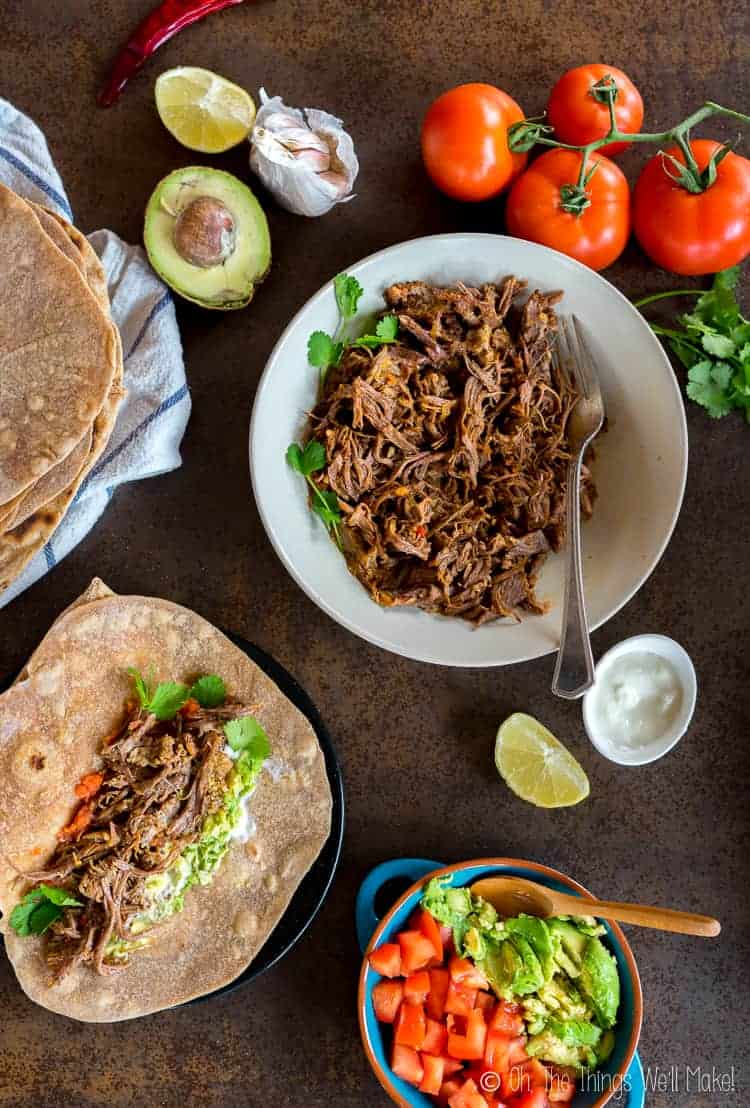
top-left (356, 858), bottom-right (442, 953)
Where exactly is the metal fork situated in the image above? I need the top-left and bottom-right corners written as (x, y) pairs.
top-left (551, 316), bottom-right (605, 699)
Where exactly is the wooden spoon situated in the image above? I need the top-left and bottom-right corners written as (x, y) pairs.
top-left (470, 876), bottom-right (721, 938)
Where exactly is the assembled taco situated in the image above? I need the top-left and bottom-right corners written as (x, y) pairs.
top-left (0, 580), bottom-right (332, 1021)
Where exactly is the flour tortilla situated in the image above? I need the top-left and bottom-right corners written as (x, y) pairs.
top-left (0, 184), bottom-right (118, 503)
top-left (0, 205), bottom-right (124, 590)
top-left (0, 581), bottom-right (333, 1022)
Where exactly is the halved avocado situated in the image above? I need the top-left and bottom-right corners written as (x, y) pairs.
top-left (144, 167), bottom-right (270, 310)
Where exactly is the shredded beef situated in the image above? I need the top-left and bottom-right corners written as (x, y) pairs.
top-left (20, 698), bottom-right (253, 980)
top-left (306, 277), bottom-right (597, 623)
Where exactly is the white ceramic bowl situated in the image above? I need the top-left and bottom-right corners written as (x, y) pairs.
top-left (250, 234), bottom-right (688, 667)
top-left (582, 633), bottom-right (697, 765)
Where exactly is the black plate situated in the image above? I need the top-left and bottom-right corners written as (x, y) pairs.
top-left (0, 632), bottom-right (345, 1004)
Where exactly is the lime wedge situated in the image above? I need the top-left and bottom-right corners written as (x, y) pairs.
top-left (155, 67), bottom-right (256, 154)
top-left (495, 713), bottom-right (590, 808)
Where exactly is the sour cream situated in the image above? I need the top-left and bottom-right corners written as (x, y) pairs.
top-left (582, 635), bottom-right (697, 766)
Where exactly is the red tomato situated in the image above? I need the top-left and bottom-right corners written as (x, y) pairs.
top-left (427, 967), bottom-right (452, 1019)
top-left (422, 83), bottom-right (527, 201)
top-left (391, 1043), bottom-right (424, 1087)
top-left (423, 1016), bottom-right (449, 1055)
top-left (404, 970), bottom-right (431, 1004)
top-left (474, 991), bottom-right (495, 1014)
top-left (506, 148), bottom-right (630, 270)
top-left (448, 1077), bottom-right (491, 1108)
top-left (485, 1030), bottom-right (528, 1074)
top-left (413, 907), bottom-right (445, 962)
top-left (372, 979), bottom-right (403, 1023)
top-left (394, 1000), bottom-right (427, 1050)
top-left (398, 929), bottom-right (438, 973)
top-left (547, 63), bottom-right (643, 156)
top-left (633, 138), bottom-right (750, 275)
top-left (368, 942), bottom-right (402, 978)
top-left (420, 1053), bottom-right (447, 1095)
top-left (439, 1078), bottom-right (465, 1104)
top-left (547, 1068), bottom-right (576, 1102)
top-left (450, 956), bottom-right (490, 990)
top-left (445, 981), bottom-right (478, 1018)
top-left (489, 1001), bottom-right (524, 1036)
top-left (448, 1009), bottom-right (488, 1061)
top-left (511, 1090), bottom-right (549, 1108)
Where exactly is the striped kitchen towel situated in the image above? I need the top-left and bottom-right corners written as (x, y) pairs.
top-left (0, 98), bottom-right (191, 608)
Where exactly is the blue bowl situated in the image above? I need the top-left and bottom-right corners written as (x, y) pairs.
top-left (357, 858), bottom-right (644, 1108)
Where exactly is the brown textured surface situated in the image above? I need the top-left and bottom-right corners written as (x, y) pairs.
top-left (0, 1), bottom-right (748, 1106)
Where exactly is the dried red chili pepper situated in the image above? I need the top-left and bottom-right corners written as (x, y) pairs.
top-left (98, 0), bottom-right (247, 107)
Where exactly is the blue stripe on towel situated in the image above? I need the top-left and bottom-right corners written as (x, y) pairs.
top-left (43, 542), bottom-right (56, 569)
top-left (0, 146), bottom-right (72, 219)
top-left (125, 292), bottom-right (171, 361)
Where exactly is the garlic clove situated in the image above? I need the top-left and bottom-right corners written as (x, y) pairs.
top-left (292, 147), bottom-right (331, 172)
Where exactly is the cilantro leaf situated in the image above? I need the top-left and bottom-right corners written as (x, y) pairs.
top-left (351, 314), bottom-right (400, 349)
top-left (224, 716), bottom-right (271, 766)
top-left (714, 265), bottom-right (740, 291)
top-left (702, 332), bottom-right (736, 358)
top-left (334, 272), bottom-right (364, 320)
top-left (687, 361), bottom-right (735, 418)
top-left (311, 489), bottom-right (341, 528)
top-left (148, 681), bottom-right (190, 721)
top-left (189, 675), bottom-right (226, 708)
top-left (286, 440), bottom-right (326, 478)
top-left (10, 885), bottom-right (82, 937)
top-left (308, 330), bottom-right (338, 369)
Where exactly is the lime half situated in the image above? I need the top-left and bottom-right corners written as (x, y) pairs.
top-left (155, 67), bottom-right (256, 154)
top-left (495, 713), bottom-right (590, 808)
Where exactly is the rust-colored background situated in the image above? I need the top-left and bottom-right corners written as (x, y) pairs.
top-left (1, 2), bottom-right (748, 1106)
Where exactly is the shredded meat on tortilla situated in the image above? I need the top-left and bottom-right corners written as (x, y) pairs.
top-left (20, 698), bottom-right (254, 980)
top-left (307, 277), bottom-right (597, 624)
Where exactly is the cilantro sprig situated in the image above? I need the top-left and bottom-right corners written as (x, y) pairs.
top-left (286, 441), bottom-right (343, 548)
top-left (10, 885), bottom-right (82, 937)
top-left (307, 271), bottom-right (399, 382)
top-left (127, 669), bottom-right (227, 720)
top-left (635, 266), bottom-right (750, 421)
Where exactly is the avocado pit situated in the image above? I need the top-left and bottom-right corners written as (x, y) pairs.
top-left (173, 196), bottom-right (236, 268)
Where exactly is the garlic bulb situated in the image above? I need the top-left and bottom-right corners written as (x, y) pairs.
top-left (249, 89), bottom-right (359, 217)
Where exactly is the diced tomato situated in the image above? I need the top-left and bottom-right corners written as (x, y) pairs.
top-left (445, 980), bottom-right (478, 1017)
top-left (438, 1078), bottom-right (465, 1104)
top-left (442, 1057), bottom-right (466, 1077)
top-left (522, 1060), bottom-right (549, 1088)
top-left (427, 968), bottom-right (451, 1019)
top-left (511, 1090), bottom-right (549, 1108)
top-left (474, 991), bottom-right (495, 1014)
top-left (419, 1053), bottom-right (446, 1095)
top-left (449, 956), bottom-right (490, 990)
top-left (368, 942), bottom-right (402, 978)
top-left (485, 1030), bottom-right (528, 1074)
top-left (489, 1001), bottom-right (524, 1036)
top-left (404, 969), bottom-right (431, 1004)
top-left (372, 979), bottom-right (403, 1024)
top-left (448, 1077), bottom-right (490, 1108)
top-left (74, 772), bottom-right (103, 800)
top-left (423, 1017), bottom-right (448, 1055)
top-left (409, 907), bottom-right (444, 962)
top-left (399, 929), bottom-right (437, 973)
top-left (546, 1066), bottom-right (576, 1103)
top-left (391, 1043), bottom-right (424, 1087)
top-left (394, 1000), bottom-right (427, 1050)
top-left (448, 1008), bottom-right (488, 1061)
top-left (501, 1059), bottom-right (542, 1101)
top-left (439, 923), bottom-right (453, 949)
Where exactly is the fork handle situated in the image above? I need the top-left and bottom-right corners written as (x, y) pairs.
top-left (552, 455), bottom-right (595, 699)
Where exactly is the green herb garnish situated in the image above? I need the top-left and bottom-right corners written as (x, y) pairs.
top-left (635, 266), bottom-right (750, 421)
top-left (307, 271), bottom-right (398, 382)
top-left (189, 674), bottom-right (226, 708)
top-left (10, 885), bottom-right (82, 937)
top-left (286, 441), bottom-right (343, 548)
top-left (224, 716), bottom-right (271, 767)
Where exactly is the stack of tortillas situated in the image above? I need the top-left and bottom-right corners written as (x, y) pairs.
top-left (0, 183), bottom-right (124, 594)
